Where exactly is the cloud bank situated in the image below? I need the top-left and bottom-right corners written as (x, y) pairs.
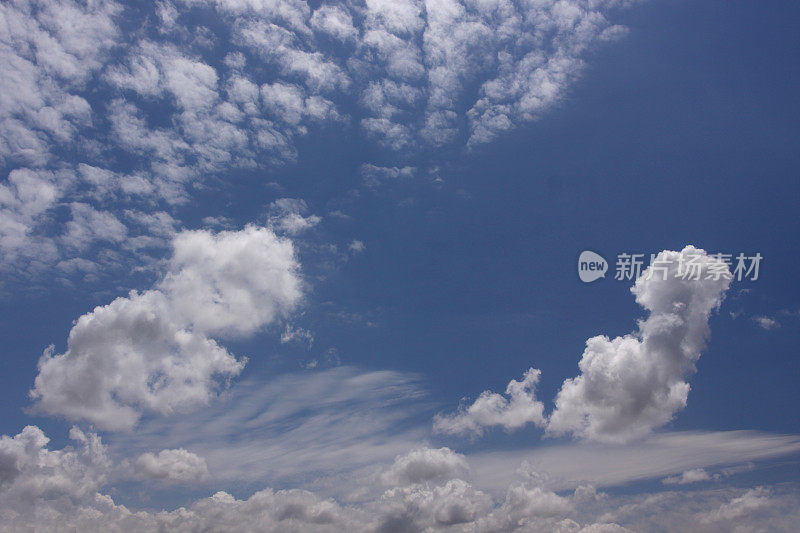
top-left (2, 424), bottom-right (799, 532)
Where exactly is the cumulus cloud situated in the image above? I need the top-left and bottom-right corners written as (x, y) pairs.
top-left (134, 448), bottom-right (209, 483)
top-left (699, 487), bottom-right (772, 524)
top-left (436, 246), bottom-right (731, 443)
top-left (548, 246), bottom-right (732, 443)
top-left (30, 225), bottom-right (302, 430)
top-left (0, 425), bottom-right (109, 512)
top-left (434, 368), bottom-right (546, 436)
top-left (381, 447), bottom-right (470, 486)
top-left (161, 225), bottom-right (303, 337)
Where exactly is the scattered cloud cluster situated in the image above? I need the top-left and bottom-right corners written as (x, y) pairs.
top-left (1, 0), bottom-right (639, 281)
top-left (30, 225), bottom-right (302, 431)
top-left (436, 246), bottom-right (732, 443)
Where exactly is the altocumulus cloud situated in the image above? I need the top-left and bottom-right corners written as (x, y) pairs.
top-left (435, 246), bottom-right (732, 443)
top-left (1, 0), bottom-right (640, 281)
top-left (30, 225), bottom-right (302, 431)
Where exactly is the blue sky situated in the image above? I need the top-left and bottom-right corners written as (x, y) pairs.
top-left (1, 0), bottom-right (799, 531)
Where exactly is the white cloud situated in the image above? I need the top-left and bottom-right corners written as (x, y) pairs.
top-left (161, 225), bottom-right (302, 337)
top-left (2, 425), bottom-right (800, 531)
top-left (752, 315), bottom-right (779, 330)
top-left (467, 430), bottom-right (800, 494)
top-left (0, 167), bottom-right (63, 270)
top-left (134, 448), bottom-right (209, 483)
top-left (266, 197), bottom-right (322, 235)
top-left (0, 0), bottom-right (119, 165)
top-left (380, 447), bottom-right (470, 486)
top-left (661, 468), bottom-right (713, 485)
top-left (700, 487), bottom-right (772, 524)
top-left (0, 425), bottom-right (109, 510)
top-left (360, 163), bottom-right (416, 188)
top-left (109, 367), bottom-right (430, 487)
top-left (30, 289), bottom-right (245, 431)
top-left (30, 225), bottom-right (302, 430)
top-left (434, 368), bottom-right (546, 437)
top-left (310, 5), bottom-right (357, 42)
top-left (60, 202), bottom-right (128, 250)
top-left (348, 240), bottom-right (366, 253)
top-left (280, 324), bottom-right (314, 346)
top-left (1, 0), bottom-right (643, 284)
top-left (435, 246), bottom-right (732, 442)
top-left (548, 246), bottom-right (732, 443)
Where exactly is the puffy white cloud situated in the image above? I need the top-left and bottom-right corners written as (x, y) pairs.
top-left (480, 484), bottom-right (573, 530)
top-left (30, 289), bottom-right (245, 431)
top-left (161, 225), bottom-right (303, 337)
top-left (434, 368), bottom-right (546, 437)
top-left (435, 246), bottom-right (731, 442)
top-left (375, 478), bottom-right (493, 530)
top-left (548, 246), bottom-right (732, 443)
top-left (30, 225), bottom-right (302, 430)
top-left (0, 425), bottom-right (109, 510)
top-left (381, 447), bottom-right (470, 486)
top-left (134, 448), bottom-right (209, 483)
top-left (699, 487), bottom-right (772, 524)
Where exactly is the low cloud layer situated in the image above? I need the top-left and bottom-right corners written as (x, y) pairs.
top-left (1, 424), bottom-right (798, 532)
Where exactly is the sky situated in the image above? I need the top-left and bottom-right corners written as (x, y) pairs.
top-left (1, 0), bottom-right (799, 531)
